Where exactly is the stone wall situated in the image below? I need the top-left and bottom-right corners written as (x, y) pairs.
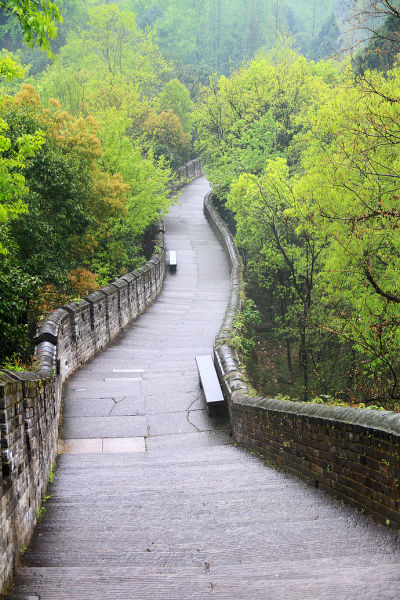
top-left (0, 158), bottom-right (204, 593)
top-left (0, 372), bottom-right (58, 591)
top-left (204, 192), bottom-right (400, 531)
top-left (174, 158), bottom-right (203, 189)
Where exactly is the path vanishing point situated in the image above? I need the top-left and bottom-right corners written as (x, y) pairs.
top-left (7, 177), bottom-right (400, 600)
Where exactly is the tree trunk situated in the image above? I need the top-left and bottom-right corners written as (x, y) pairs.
top-left (299, 319), bottom-right (308, 402)
top-left (345, 346), bottom-right (356, 400)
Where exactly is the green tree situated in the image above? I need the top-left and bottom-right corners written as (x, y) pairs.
top-left (122, 0), bottom-right (337, 78)
top-left (96, 106), bottom-right (171, 236)
top-left (309, 12), bottom-right (341, 61)
top-left (1, 84), bottom-right (122, 285)
top-left (228, 158), bottom-right (329, 401)
top-left (143, 108), bottom-right (190, 166)
top-left (196, 37), bottom-right (339, 197)
top-left (354, 14), bottom-right (400, 73)
top-left (0, 0), bottom-right (62, 56)
top-left (0, 45), bottom-right (50, 365)
top-left (300, 64), bottom-right (400, 401)
top-left (156, 78), bottom-right (194, 133)
top-left (0, 55), bottom-right (43, 242)
top-left (0, 255), bottom-right (39, 363)
top-left (79, 3), bottom-right (169, 93)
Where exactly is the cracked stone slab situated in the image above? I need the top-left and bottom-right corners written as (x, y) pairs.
top-left (147, 412), bottom-right (198, 437)
top-left (63, 392), bottom-right (146, 417)
top-left (62, 398), bottom-right (115, 418)
top-left (109, 398), bottom-right (146, 416)
top-left (187, 409), bottom-right (229, 432)
top-left (144, 390), bottom-right (202, 414)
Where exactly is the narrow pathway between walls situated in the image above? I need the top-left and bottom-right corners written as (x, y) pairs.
top-left (7, 177), bottom-right (400, 600)
top-left (58, 176), bottom-right (231, 453)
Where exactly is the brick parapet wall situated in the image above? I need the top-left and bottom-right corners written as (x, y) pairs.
top-left (204, 192), bottom-right (400, 530)
top-left (0, 159), bottom-right (203, 593)
top-left (0, 370), bottom-right (58, 592)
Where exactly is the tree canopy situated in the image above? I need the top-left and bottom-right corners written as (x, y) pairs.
top-left (0, 0), bottom-right (62, 56)
top-left (0, 2), bottom-right (179, 365)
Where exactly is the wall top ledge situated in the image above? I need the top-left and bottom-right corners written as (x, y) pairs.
top-left (101, 285), bottom-right (119, 297)
top-left (63, 299), bottom-right (91, 315)
top-left (110, 279), bottom-right (127, 290)
top-left (238, 395), bottom-right (400, 436)
top-left (85, 289), bottom-right (107, 303)
top-left (120, 272), bottom-right (136, 283)
top-left (0, 369), bottom-right (51, 385)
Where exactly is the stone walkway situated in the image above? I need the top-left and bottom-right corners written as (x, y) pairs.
top-left (7, 177), bottom-right (400, 600)
top-left (59, 177), bottom-right (231, 453)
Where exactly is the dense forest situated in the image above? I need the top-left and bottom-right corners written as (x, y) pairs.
top-left (1, 0), bottom-right (399, 413)
top-left (0, 1), bottom-right (343, 89)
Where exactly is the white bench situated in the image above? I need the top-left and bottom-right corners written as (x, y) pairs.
top-left (195, 355), bottom-right (225, 416)
top-left (168, 250), bottom-right (177, 273)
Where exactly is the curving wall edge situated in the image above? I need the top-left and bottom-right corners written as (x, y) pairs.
top-left (0, 159), bottom-right (203, 593)
top-left (204, 191), bottom-right (400, 530)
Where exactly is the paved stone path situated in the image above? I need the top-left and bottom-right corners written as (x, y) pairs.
top-left (59, 177), bottom-right (231, 453)
top-left (7, 177), bottom-right (400, 599)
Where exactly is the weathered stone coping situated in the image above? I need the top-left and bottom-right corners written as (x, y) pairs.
top-left (241, 395), bottom-right (400, 436)
top-left (204, 191), bottom-right (400, 529)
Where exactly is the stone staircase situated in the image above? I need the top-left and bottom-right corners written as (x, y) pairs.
top-left (8, 445), bottom-right (400, 599)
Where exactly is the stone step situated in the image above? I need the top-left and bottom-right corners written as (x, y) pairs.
top-left (14, 446), bottom-right (400, 576)
top-left (9, 562), bottom-right (400, 600)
